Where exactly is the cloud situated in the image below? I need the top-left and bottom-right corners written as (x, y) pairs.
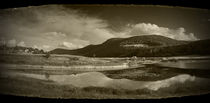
top-left (71, 39), bottom-right (90, 46)
top-left (17, 41), bottom-right (26, 47)
top-left (0, 38), bottom-right (6, 46)
top-left (0, 5), bottom-right (198, 51)
top-left (33, 45), bottom-right (38, 49)
top-left (33, 5), bottom-right (115, 44)
top-left (0, 5), bottom-right (116, 49)
top-left (126, 23), bottom-right (198, 41)
top-left (33, 45), bottom-right (45, 51)
top-left (7, 39), bottom-right (16, 47)
top-left (58, 41), bottom-right (83, 50)
top-left (44, 31), bottom-right (66, 39)
top-left (1, 39), bottom-right (26, 47)
top-left (42, 45), bottom-right (51, 51)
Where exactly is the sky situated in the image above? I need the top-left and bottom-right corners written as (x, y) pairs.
top-left (0, 5), bottom-right (210, 51)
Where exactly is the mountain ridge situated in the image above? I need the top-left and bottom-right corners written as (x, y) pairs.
top-left (50, 35), bottom-right (210, 57)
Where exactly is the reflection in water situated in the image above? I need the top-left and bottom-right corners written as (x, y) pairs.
top-left (158, 60), bottom-right (210, 69)
top-left (4, 71), bottom-right (210, 91)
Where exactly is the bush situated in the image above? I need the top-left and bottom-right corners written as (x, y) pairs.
top-left (43, 53), bottom-right (51, 59)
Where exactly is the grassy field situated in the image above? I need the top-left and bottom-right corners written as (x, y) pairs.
top-left (0, 54), bottom-right (147, 73)
top-left (0, 54), bottom-right (162, 66)
top-left (0, 54), bottom-right (110, 66)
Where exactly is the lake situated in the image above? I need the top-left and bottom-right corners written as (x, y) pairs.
top-left (157, 59), bottom-right (210, 69)
top-left (1, 56), bottom-right (210, 98)
top-left (2, 70), bottom-right (210, 93)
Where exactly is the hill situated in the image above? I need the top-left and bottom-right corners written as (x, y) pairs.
top-left (50, 35), bottom-right (210, 57)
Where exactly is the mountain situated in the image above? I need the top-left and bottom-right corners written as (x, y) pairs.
top-left (51, 35), bottom-right (210, 57)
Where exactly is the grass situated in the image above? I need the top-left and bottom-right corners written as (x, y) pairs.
top-left (0, 54), bottom-right (113, 66)
top-left (101, 65), bottom-right (180, 81)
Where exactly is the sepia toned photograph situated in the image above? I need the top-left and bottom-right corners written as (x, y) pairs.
top-left (0, 4), bottom-right (210, 99)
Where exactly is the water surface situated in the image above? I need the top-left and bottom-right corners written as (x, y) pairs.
top-left (158, 59), bottom-right (210, 69)
top-left (3, 71), bottom-right (210, 92)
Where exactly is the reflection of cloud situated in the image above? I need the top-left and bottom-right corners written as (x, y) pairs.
top-left (6, 71), bottom-right (207, 93)
top-left (125, 23), bottom-right (198, 41)
top-left (145, 74), bottom-right (195, 91)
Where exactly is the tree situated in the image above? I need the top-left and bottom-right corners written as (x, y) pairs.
top-left (44, 52), bottom-right (51, 59)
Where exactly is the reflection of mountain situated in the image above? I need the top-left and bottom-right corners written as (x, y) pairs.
top-left (50, 35), bottom-right (210, 57)
top-left (0, 46), bottom-right (45, 54)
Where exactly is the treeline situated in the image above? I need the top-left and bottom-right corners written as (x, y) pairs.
top-left (0, 45), bottom-right (45, 54)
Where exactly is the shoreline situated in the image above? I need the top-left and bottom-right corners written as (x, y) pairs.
top-left (0, 63), bottom-right (144, 72)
